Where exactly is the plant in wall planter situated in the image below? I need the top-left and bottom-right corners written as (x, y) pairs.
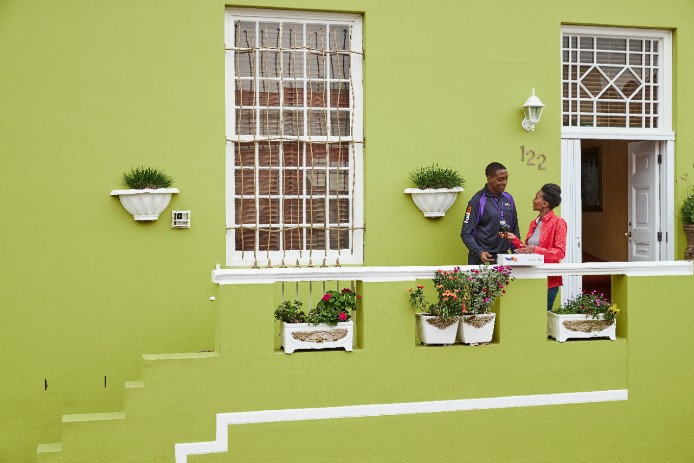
top-left (404, 163), bottom-right (465, 217)
top-left (456, 264), bottom-right (514, 345)
top-left (408, 269), bottom-right (465, 346)
top-left (275, 288), bottom-right (361, 354)
top-left (680, 184), bottom-right (694, 260)
top-left (111, 166), bottom-right (179, 221)
top-left (547, 291), bottom-right (619, 342)
top-left (409, 264), bottom-right (514, 346)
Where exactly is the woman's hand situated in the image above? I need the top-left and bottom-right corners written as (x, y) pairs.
top-left (516, 245), bottom-right (536, 254)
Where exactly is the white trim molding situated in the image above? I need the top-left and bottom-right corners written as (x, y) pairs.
top-left (174, 389), bottom-right (628, 462)
top-left (211, 260), bottom-right (693, 284)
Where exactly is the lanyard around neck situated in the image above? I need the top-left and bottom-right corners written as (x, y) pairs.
top-left (490, 194), bottom-right (505, 221)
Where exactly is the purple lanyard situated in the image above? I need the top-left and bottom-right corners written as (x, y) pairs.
top-left (491, 195), bottom-right (505, 222)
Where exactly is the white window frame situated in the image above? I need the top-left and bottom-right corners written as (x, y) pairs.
top-left (224, 8), bottom-right (364, 267)
top-left (561, 26), bottom-right (673, 140)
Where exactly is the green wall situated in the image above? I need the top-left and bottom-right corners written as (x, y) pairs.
top-left (1, 0), bottom-right (693, 461)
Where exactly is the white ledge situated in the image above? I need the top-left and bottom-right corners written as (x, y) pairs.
top-left (212, 260), bottom-right (693, 285)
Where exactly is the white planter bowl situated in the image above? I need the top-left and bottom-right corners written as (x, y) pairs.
top-left (416, 313), bottom-right (459, 345)
top-left (404, 187), bottom-right (464, 218)
top-left (458, 313), bottom-right (496, 345)
top-left (547, 312), bottom-right (616, 342)
top-left (280, 321), bottom-right (353, 354)
top-left (111, 188), bottom-right (179, 221)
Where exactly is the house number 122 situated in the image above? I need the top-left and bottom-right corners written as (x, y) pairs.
top-left (520, 145), bottom-right (546, 170)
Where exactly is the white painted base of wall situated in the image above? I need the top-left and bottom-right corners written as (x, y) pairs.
top-left (174, 389), bottom-right (628, 463)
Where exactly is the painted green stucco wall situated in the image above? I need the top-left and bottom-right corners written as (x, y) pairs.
top-left (1, 0), bottom-right (693, 461)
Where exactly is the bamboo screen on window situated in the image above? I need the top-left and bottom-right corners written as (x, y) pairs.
top-left (225, 13), bottom-right (363, 267)
top-left (562, 33), bottom-right (662, 128)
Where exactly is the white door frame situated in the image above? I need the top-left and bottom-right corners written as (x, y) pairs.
top-left (560, 133), bottom-right (675, 301)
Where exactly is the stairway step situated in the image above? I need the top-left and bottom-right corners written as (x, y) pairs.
top-left (62, 412), bottom-right (125, 424)
top-left (36, 443), bottom-right (62, 463)
top-left (142, 351), bottom-right (219, 361)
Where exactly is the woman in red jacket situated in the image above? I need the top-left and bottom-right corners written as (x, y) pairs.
top-left (505, 183), bottom-right (567, 311)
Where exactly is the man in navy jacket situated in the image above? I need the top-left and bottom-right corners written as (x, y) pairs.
top-left (461, 162), bottom-right (520, 265)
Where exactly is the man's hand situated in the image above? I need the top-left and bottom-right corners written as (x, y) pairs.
top-left (480, 251), bottom-right (494, 263)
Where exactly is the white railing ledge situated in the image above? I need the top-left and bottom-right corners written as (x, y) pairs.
top-left (212, 260), bottom-right (693, 285)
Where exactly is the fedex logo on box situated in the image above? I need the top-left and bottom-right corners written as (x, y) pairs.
top-left (496, 254), bottom-right (544, 266)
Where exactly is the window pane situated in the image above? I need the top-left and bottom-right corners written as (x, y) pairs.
top-left (330, 229), bottom-right (350, 250)
top-left (306, 228), bottom-right (326, 250)
top-left (283, 228), bottom-right (304, 250)
top-left (330, 110), bottom-right (351, 136)
top-left (283, 82), bottom-right (304, 107)
top-left (329, 199), bottom-right (350, 223)
top-left (259, 109), bottom-right (281, 135)
top-left (258, 80), bottom-right (280, 107)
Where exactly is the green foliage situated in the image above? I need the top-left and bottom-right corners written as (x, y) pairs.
top-left (553, 291), bottom-right (620, 322)
top-left (273, 300), bottom-right (307, 323)
top-left (275, 289), bottom-right (361, 326)
top-left (306, 288), bottom-right (361, 325)
top-left (682, 194), bottom-right (694, 225)
top-left (408, 163), bottom-right (465, 189)
top-left (409, 264), bottom-right (514, 321)
top-left (121, 166), bottom-right (174, 189)
top-left (678, 173), bottom-right (694, 225)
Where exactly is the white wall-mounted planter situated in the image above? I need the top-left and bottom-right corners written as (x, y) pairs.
top-left (416, 313), bottom-right (459, 345)
top-left (404, 187), bottom-right (464, 218)
top-left (547, 312), bottom-right (616, 343)
top-left (458, 313), bottom-right (496, 345)
top-left (110, 188), bottom-right (179, 221)
top-left (280, 321), bottom-right (353, 354)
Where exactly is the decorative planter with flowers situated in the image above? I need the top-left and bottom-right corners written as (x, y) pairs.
top-left (111, 166), bottom-right (178, 221)
top-left (457, 264), bottom-right (513, 345)
top-left (405, 163), bottom-right (465, 218)
top-left (408, 264), bottom-right (514, 346)
top-left (548, 291), bottom-right (619, 342)
top-left (274, 288), bottom-right (361, 354)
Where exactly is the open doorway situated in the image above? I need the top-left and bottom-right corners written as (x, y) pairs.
top-left (580, 140), bottom-right (629, 298)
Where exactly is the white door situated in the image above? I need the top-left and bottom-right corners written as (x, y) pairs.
top-left (628, 141), bottom-right (660, 261)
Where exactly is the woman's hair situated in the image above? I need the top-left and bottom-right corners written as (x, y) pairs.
top-left (541, 183), bottom-right (562, 209)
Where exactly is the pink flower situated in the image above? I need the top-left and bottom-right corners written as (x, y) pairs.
top-left (338, 312), bottom-right (348, 321)
top-left (322, 294), bottom-right (332, 301)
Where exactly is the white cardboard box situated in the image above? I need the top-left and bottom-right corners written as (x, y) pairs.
top-left (496, 253), bottom-right (544, 266)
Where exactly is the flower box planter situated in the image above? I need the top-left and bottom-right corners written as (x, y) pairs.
top-left (404, 187), bottom-right (464, 218)
top-left (280, 321), bottom-right (353, 354)
top-left (458, 313), bottom-right (496, 345)
top-left (547, 312), bottom-right (616, 343)
top-left (416, 313), bottom-right (459, 345)
top-left (111, 188), bottom-right (179, 221)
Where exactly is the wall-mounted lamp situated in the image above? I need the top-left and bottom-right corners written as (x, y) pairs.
top-left (521, 89), bottom-right (545, 132)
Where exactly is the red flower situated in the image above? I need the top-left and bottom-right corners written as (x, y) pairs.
top-left (356, 295), bottom-right (362, 301)
top-left (341, 288), bottom-right (352, 293)
top-left (338, 312), bottom-right (348, 321)
top-left (322, 294), bottom-right (332, 301)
